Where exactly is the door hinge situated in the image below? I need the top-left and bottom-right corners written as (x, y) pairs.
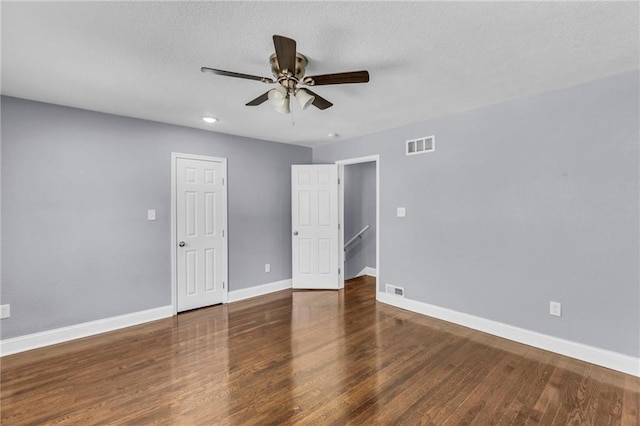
top-left (338, 223), bottom-right (341, 230)
top-left (223, 281), bottom-right (225, 289)
top-left (222, 177), bottom-right (225, 185)
top-left (222, 229), bottom-right (225, 237)
top-left (338, 178), bottom-right (341, 184)
top-left (338, 268), bottom-right (341, 275)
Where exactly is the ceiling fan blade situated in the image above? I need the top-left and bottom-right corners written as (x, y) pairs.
top-left (246, 91), bottom-right (270, 106)
top-left (273, 35), bottom-right (297, 74)
top-left (303, 70), bottom-right (369, 86)
top-left (304, 89), bottom-right (333, 110)
top-left (201, 67), bottom-right (274, 84)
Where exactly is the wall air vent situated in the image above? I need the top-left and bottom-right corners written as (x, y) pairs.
top-left (385, 284), bottom-right (405, 297)
top-left (406, 135), bottom-right (435, 156)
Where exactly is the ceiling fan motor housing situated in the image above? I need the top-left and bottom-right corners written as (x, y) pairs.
top-left (270, 53), bottom-right (308, 91)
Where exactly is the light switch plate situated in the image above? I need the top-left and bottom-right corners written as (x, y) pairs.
top-left (0, 304), bottom-right (10, 319)
top-left (397, 207), bottom-right (406, 217)
top-left (147, 209), bottom-right (156, 221)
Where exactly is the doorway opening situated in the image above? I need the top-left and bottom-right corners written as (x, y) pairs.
top-left (337, 155), bottom-right (379, 289)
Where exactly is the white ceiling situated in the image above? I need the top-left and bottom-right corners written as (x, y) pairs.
top-left (2, 2), bottom-right (638, 147)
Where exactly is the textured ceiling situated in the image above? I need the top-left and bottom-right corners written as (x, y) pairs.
top-left (2, 2), bottom-right (638, 147)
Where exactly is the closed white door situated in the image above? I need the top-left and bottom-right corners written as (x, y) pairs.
top-left (292, 165), bottom-right (339, 289)
top-left (176, 156), bottom-right (226, 311)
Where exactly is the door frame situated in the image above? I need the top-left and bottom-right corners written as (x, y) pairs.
top-left (336, 155), bottom-right (380, 289)
top-left (170, 152), bottom-right (229, 315)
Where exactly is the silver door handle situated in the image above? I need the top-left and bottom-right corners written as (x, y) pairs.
top-left (179, 241), bottom-right (186, 247)
top-left (293, 231), bottom-right (298, 236)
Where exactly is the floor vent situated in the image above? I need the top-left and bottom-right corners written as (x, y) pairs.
top-left (406, 135), bottom-right (435, 156)
top-left (385, 284), bottom-right (405, 297)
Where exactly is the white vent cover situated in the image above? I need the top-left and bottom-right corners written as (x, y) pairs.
top-left (406, 135), bottom-right (435, 156)
top-left (385, 284), bottom-right (405, 297)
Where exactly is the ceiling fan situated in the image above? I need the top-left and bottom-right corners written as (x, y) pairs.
top-left (201, 35), bottom-right (370, 113)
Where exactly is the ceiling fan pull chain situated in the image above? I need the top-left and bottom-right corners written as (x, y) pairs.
top-left (290, 105), bottom-right (295, 126)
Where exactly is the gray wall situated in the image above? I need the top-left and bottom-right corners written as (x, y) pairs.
top-left (344, 162), bottom-right (376, 279)
top-left (1, 96), bottom-right (311, 339)
top-left (314, 70), bottom-right (639, 357)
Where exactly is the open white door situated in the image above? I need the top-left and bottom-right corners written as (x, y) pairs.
top-left (292, 165), bottom-right (339, 289)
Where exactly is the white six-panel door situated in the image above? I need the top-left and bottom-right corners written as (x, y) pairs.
top-left (292, 165), bottom-right (339, 289)
top-left (176, 156), bottom-right (226, 311)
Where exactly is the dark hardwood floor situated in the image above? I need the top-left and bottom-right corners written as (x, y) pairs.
top-left (2, 276), bottom-right (638, 425)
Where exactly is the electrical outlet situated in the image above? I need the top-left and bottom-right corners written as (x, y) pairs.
top-left (147, 209), bottom-right (156, 221)
top-left (265, 263), bottom-right (271, 273)
top-left (0, 304), bottom-right (10, 319)
top-left (549, 301), bottom-right (562, 317)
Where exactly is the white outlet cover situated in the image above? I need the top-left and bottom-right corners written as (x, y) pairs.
top-left (147, 209), bottom-right (156, 221)
top-left (397, 207), bottom-right (406, 217)
top-left (550, 301), bottom-right (562, 317)
top-left (265, 263), bottom-right (271, 273)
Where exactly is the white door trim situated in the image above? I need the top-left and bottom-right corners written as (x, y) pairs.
top-left (171, 152), bottom-right (228, 315)
top-left (336, 155), bottom-right (380, 290)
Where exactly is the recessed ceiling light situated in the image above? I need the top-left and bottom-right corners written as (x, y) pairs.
top-left (202, 117), bottom-right (218, 123)
top-left (328, 133), bottom-right (339, 138)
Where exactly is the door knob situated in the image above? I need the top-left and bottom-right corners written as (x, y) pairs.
top-left (179, 241), bottom-right (186, 247)
top-left (293, 231), bottom-right (298, 236)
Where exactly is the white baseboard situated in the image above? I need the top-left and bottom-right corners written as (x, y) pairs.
top-left (228, 279), bottom-right (292, 303)
top-left (0, 305), bottom-right (173, 357)
top-left (1, 279), bottom-right (294, 356)
top-left (357, 267), bottom-right (377, 277)
top-left (377, 292), bottom-right (640, 377)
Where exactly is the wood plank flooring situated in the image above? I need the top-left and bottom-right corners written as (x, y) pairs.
top-left (2, 276), bottom-right (639, 425)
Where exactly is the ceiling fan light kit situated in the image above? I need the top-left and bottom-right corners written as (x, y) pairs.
top-left (274, 97), bottom-right (291, 114)
top-left (201, 35), bottom-right (369, 114)
top-left (295, 89), bottom-right (315, 110)
top-left (268, 85), bottom-right (287, 106)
